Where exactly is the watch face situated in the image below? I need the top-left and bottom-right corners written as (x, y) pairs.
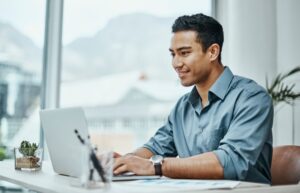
top-left (151, 155), bottom-right (163, 164)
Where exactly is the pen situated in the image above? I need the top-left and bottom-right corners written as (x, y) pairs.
top-left (74, 129), bottom-right (107, 183)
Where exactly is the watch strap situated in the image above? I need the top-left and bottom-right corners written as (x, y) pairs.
top-left (154, 163), bottom-right (162, 176)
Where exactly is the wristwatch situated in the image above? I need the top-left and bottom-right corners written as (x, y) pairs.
top-left (150, 155), bottom-right (164, 176)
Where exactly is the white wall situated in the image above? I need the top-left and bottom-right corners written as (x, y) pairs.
top-left (216, 0), bottom-right (300, 145)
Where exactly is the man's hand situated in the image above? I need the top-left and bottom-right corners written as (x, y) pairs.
top-left (113, 152), bottom-right (122, 158)
top-left (113, 154), bottom-right (155, 175)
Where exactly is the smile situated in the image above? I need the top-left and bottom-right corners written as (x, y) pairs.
top-left (177, 70), bottom-right (188, 78)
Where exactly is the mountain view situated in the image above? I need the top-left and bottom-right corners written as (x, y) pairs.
top-left (1, 13), bottom-right (177, 81)
top-left (63, 13), bottom-right (176, 81)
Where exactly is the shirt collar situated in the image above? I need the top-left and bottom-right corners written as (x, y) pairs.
top-left (188, 86), bottom-right (200, 107)
top-left (209, 66), bottom-right (234, 100)
top-left (188, 66), bottom-right (234, 105)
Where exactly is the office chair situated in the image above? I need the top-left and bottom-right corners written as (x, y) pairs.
top-left (271, 145), bottom-right (300, 185)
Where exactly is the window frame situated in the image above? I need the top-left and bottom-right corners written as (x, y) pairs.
top-left (40, 0), bottom-right (64, 151)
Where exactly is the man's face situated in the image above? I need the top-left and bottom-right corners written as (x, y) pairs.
top-left (169, 30), bottom-right (212, 87)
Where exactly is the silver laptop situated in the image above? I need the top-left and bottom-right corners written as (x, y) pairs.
top-left (40, 107), bottom-right (160, 181)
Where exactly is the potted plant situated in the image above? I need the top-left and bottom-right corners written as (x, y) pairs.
top-left (14, 140), bottom-right (42, 170)
top-left (266, 66), bottom-right (300, 144)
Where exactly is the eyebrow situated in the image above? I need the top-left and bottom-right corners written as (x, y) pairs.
top-left (169, 46), bottom-right (192, 52)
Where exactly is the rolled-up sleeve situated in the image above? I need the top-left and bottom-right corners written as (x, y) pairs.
top-left (143, 109), bottom-right (178, 157)
top-left (213, 90), bottom-right (273, 180)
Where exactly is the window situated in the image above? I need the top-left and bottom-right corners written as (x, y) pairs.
top-left (61, 0), bottom-right (212, 154)
top-left (0, 0), bottom-right (45, 157)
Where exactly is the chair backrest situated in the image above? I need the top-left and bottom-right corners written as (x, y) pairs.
top-left (271, 145), bottom-right (300, 185)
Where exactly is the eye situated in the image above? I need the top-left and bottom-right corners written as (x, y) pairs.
top-left (181, 51), bottom-right (190, 56)
top-left (170, 52), bottom-right (175, 57)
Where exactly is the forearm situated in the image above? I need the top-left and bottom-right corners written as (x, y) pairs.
top-left (130, 147), bottom-right (154, 159)
top-left (162, 152), bottom-right (224, 179)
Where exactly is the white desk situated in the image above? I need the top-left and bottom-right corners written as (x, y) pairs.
top-left (0, 160), bottom-right (299, 193)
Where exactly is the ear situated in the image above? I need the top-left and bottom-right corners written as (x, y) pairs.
top-left (208, 43), bottom-right (220, 61)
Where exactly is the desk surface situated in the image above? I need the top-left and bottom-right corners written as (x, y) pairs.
top-left (0, 160), bottom-right (299, 193)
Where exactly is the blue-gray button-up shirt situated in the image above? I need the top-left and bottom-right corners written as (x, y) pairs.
top-left (143, 67), bottom-right (273, 184)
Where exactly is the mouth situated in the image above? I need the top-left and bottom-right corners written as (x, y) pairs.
top-left (176, 69), bottom-right (189, 78)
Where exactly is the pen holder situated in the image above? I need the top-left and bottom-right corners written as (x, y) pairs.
top-left (14, 147), bottom-right (43, 171)
top-left (78, 147), bottom-right (113, 189)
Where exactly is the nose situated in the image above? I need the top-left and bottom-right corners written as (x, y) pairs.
top-left (172, 55), bottom-right (183, 68)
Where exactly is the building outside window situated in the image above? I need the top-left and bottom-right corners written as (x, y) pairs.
top-left (0, 0), bottom-right (45, 156)
top-left (0, 0), bottom-right (45, 191)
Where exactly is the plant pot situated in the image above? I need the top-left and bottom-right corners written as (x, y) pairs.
top-left (14, 148), bottom-right (43, 171)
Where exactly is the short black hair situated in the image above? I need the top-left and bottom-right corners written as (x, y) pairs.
top-left (172, 13), bottom-right (224, 62)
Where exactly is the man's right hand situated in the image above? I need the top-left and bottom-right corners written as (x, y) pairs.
top-left (112, 148), bottom-right (154, 175)
top-left (113, 153), bottom-right (155, 176)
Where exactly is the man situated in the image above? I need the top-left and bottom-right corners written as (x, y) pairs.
top-left (113, 13), bottom-right (273, 184)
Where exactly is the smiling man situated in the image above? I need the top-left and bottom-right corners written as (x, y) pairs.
top-left (113, 13), bottom-right (273, 184)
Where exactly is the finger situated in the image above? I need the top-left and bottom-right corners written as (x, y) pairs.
top-left (113, 152), bottom-right (122, 158)
top-left (113, 163), bottom-right (124, 173)
top-left (113, 164), bottom-right (128, 175)
top-left (113, 157), bottom-right (124, 170)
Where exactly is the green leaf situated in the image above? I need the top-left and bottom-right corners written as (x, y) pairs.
top-left (266, 66), bottom-right (300, 106)
top-left (19, 140), bottom-right (39, 157)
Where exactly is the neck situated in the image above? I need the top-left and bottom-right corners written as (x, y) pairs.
top-left (196, 63), bottom-right (224, 107)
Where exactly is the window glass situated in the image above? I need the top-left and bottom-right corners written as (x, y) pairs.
top-left (0, 0), bottom-right (45, 159)
top-left (61, 0), bottom-right (212, 154)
